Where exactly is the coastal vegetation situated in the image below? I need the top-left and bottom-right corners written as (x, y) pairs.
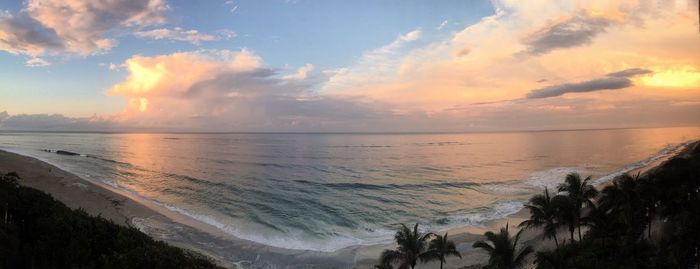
top-left (472, 224), bottom-right (532, 269)
top-left (378, 223), bottom-right (462, 269)
top-left (531, 142), bottom-right (700, 269)
top-left (0, 172), bottom-right (221, 269)
top-left (378, 142), bottom-right (700, 269)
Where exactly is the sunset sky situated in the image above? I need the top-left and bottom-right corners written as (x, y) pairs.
top-left (1, 0), bottom-right (699, 132)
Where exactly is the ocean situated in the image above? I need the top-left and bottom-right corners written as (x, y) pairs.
top-left (0, 127), bottom-right (698, 253)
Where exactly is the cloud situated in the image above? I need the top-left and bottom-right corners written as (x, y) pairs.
top-left (103, 49), bottom-right (395, 131)
top-left (606, 68), bottom-right (653, 77)
top-left (25, 56), bottom-right (50, 67)
top-left (223, 0), bottom-right (238, 13)
top-left (437, 20), bottom-right (449, 30)
top-left (521, 11), bottom-right (613, 55)
top-left (526, 76), bottom-right (632, 99)
top-left (283, 64), bottom-right (314, 80)
top-left (135, 27), bottom-right (223, 45)
top-left (0, 112), bottom-right (115, 131)
top-left (0, 11), bottom-right (63, 55)
top-left (7, 0), bottom-right (699, 132)
top-left (216, 29), bottom-right (237, 40)
top-left (0, 0), bottom-right (168, 56)
top-left (399, 30), bottom-right (421, 42)
top-left (318, 0), bottom-right (700, 129)
top-left (525, 67), bottom-right (654, 99)
top-left (322, 29), bottom-right (422, 95)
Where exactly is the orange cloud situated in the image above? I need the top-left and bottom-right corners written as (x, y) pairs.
top-left (107, 49), bottom-right (263, 114)
top-left (322, 0), bottom-right (700, 116)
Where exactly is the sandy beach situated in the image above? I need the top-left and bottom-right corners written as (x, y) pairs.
top-left (0, 140), bottom-right (693, 269)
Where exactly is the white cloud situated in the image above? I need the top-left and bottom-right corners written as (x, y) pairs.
top-left (135, 27), bottom-right (220, 45)
top-left (437, 20), bottom-right (449, 30)
top-left (322, 29), bottom-right (422, 94)
top-left (283, 64), bottom-right (314, 80)
top-left (399, 30), bottom-right (421, 42)
top-left (25, 57), bottom-right (50, 67)
top-left (217, 29), bottom-right (237, 40)
top-left (223, 0), bottom-right (238, 13)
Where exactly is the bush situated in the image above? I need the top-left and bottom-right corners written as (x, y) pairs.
top-left (0, 172), bottom-right (221, 269)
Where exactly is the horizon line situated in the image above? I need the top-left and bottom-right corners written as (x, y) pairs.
top-left (0, 125), bottom-right (698, 136)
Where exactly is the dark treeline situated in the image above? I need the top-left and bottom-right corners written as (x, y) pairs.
top-left (0, 172), bottom-right (221, 269)
top-left (378, 141), bottom-right (700, 269)
top-left (532, 142), bottom-right (700, 269)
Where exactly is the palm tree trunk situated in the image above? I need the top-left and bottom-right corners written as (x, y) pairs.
top-left (440, 261), bottom-right (444, 269)
top-left (578, 225), bottom-right (582, 241)
top-left (570, 228), bottom-right (574, 243)
top-left (553, 233), bottom-right (559, 248)
top-left (648, 218), bottom-right (652, 239)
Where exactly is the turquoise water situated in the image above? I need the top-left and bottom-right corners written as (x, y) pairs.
top-left (0, 127), bottom-right (698, 251)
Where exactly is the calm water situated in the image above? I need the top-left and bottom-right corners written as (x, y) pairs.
top-left (0, 127), bottom-right (698, 251)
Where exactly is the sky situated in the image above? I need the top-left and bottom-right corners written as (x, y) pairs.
top-left (0, 0), bottom-right (699, 132)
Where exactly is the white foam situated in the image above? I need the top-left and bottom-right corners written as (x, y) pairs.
top-left (443, 200), bottom-right (524, 229)
top-left (591, 142), bottom-right (687, 185)
top-left (525, 166), bottom-right (594, 189)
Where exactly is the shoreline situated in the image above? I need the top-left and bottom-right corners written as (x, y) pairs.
top-left (0, 140), bottom-right (693, 268)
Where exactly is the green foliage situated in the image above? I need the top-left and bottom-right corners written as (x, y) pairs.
top-left (472, 224), bottom-right (533, 269)
top-left (380, 223), bottom-right (435, 269)
top-left (557, 173), bottom-right (598, 242)
top-left (535, 239), bottom-right (674, 269)
top-left (519, 187), bottom-right (560, 247)
top-left (425, 232), bottom-right (461, 269)
top-left (534, 142), bottom-right (700, 269)
top-left (0, 172), bottom-right (221, 269)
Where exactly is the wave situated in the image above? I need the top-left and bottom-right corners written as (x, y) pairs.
top-left (137, 197), bottom-right (396, 252)
top-left (293, 179), bottom-right (481, 191)
top-left (437, 200), bottom-right (524, 229)
top-left (41, 148), bottom-right (131, 165)
top-left (414, 141), bottom-right (468, 147)
top-left (591, 141), bottom-right (690, 185)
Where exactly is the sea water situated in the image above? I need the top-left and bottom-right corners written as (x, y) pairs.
top-left (0, 127), bottom-right (698, 252)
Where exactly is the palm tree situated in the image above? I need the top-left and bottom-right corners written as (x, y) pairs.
top-left (472, 224), bottom-right (533, 269)
top-left (599, 173), bottom-right (645, 238)
top-left (519, 187), bottom-right (560, 248)
top-left (635, 175), bottom-right (660, 239)
top-left (552, 195), bottom-right (577, 244)
top-left (425, 232), bottom-right (462, 269)
top-left (558, 173), bottom-right (598, 241)
top-left (380, 223), bottom-right (434, 269)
